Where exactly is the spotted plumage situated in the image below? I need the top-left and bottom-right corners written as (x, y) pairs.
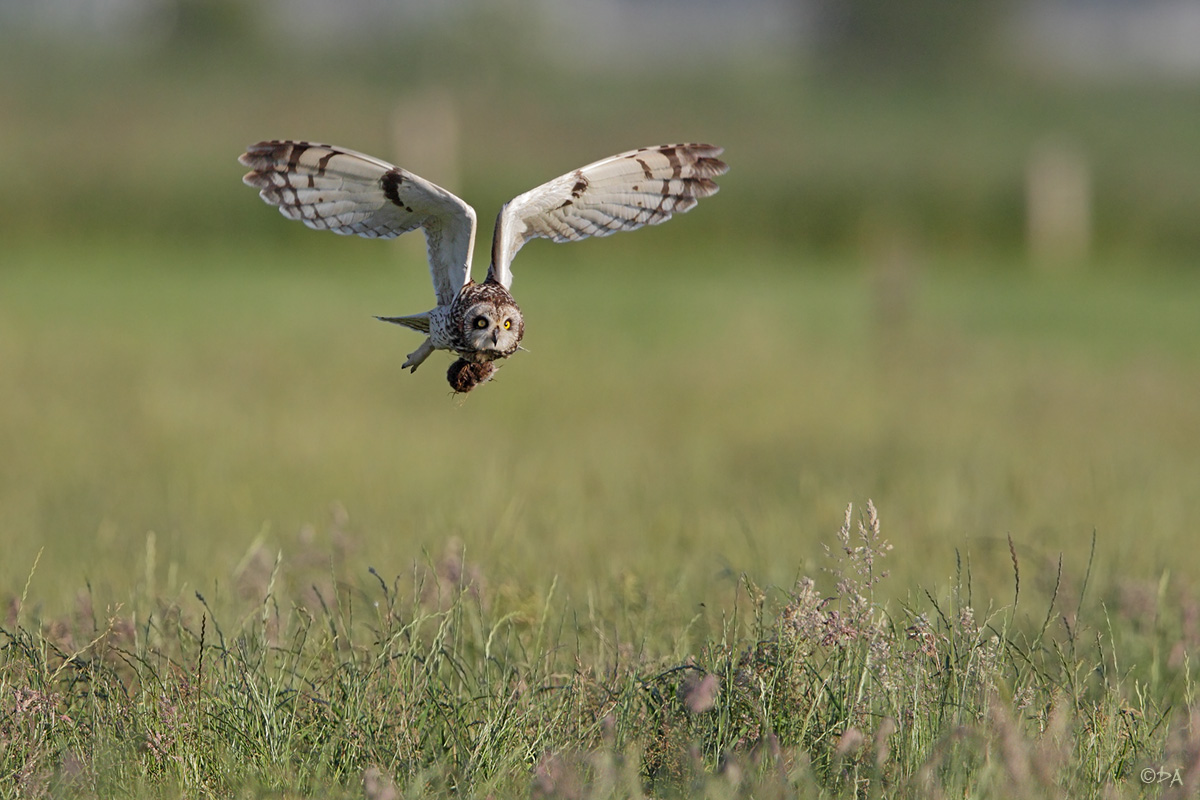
top-left (239, 140), bottom-right (727, 392)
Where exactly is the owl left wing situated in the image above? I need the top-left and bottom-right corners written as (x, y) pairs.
top-left (239, 141), bottom-right (476, 307)
top-left (487, 143), bottom-right (727, 289)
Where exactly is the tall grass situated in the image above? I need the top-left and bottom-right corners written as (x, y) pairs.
top-left (3, 503), bottom-right (1196, 798)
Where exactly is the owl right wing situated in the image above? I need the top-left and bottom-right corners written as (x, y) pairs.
top-left (487, 143), bottom-right (727, 290)
top-left (239, 141), bottom-right (477, 307)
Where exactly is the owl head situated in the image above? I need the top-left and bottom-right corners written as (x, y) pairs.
top-left (460, 299), bottom-right (524, 358)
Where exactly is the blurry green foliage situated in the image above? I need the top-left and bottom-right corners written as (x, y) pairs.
top-left (1, 8), bottom-right (1199, 267)
top-left (811, 0), bottom-right (1017, 76)
top-left (167, 0), bottom-right (258, 49)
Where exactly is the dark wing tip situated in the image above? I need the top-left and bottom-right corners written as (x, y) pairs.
top-left (696, 156), bottom-right (728, 176)
top-left (241, 170), bottom-right (271, 188)
top-left (237, 140), bottom-right (324, 169)
top-left (238, 140), bottom-right (283, 167)
top-left (690, 177), bottom-right (721, 197)
top-left (682, 143), bottom-right (728, 178)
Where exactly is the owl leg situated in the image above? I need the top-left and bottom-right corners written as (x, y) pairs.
top-left (402, 338), bottom-right (436, 373)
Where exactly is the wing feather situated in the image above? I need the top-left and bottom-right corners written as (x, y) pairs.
top-left (239, 141), bottom-right (476, 306)
top-left (487, 143), bottom-right (727, 288)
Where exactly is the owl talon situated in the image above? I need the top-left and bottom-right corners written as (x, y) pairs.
top-left (402, 339), bottom-right (436, 372)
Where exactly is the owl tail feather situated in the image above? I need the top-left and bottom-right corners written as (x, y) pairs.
top-left (376, 313), bottom-right (430, 333)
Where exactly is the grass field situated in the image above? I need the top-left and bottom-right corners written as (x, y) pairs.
top-left (4, 234), bottom-right (1200, 797)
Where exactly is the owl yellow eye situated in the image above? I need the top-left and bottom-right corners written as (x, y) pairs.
top-left (474, 317), bottom-right (488, 329)
top-left (503, 319), bottom-right (512, 330)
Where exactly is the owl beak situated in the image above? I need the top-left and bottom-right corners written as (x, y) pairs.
top-left (490, 329), bottom-right (499, 345)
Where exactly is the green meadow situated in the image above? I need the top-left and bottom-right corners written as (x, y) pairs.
top-left (8, 239), bottom-right (1198, 604)
top-left (3, 36), bottom-right (1200, 799)
top-left (6, 238), bottom-right (1200, 797)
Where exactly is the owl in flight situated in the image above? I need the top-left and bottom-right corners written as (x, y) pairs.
top-left (239, 140), bottom-right (728, 392)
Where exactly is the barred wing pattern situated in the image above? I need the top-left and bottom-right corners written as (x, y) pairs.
top-left (239, 141), bottom-right (476, 306)
top-left (487, 143), bottom-right (728, 289)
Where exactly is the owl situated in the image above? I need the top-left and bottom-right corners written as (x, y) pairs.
top-left (239, 140), bottom-right (728, 392)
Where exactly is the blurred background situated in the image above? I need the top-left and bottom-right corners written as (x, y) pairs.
top-left (5, 0), bottom-right (1200, 256)
top-left (2, 0), bottom-right (1199, 617)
